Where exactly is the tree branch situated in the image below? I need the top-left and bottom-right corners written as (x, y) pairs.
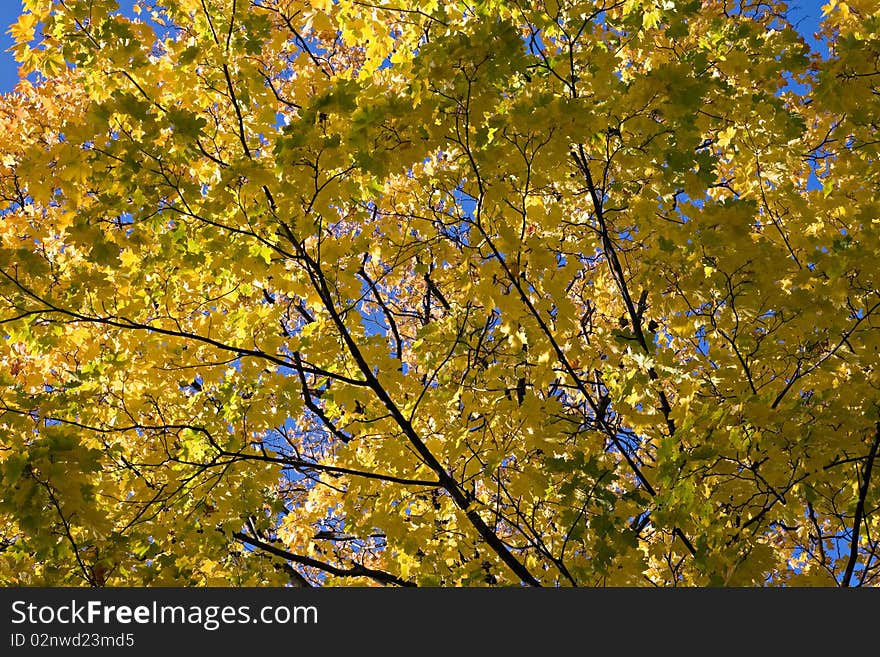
top-left (233, 532), bottom-right (414, 586)
top-left (842, 422), bottom-right (880, 587)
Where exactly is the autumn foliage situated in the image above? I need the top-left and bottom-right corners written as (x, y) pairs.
top-left (1, 0), bottom-right (879, 586)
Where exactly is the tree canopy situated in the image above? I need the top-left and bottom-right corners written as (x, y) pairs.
top-left (1, 0), bottom-right (879, 587)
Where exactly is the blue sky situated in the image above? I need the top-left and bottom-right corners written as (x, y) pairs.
top-left (789, 0), bottom-right (829, 54)
top-left (0, 1), bottom-right (22, 93)
top-left (0, 1), bottom-right (830, 94)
